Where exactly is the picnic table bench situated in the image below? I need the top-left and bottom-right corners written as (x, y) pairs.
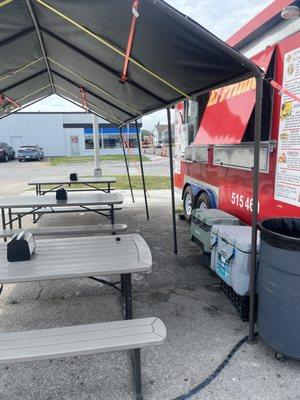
top-left (0, 224), bottom-right (127, 238)
top-left (28, 176), bottom-right (116, 195)
top-left (0, 233), bottom-right (165, 399)
top-left (0, 192), bottom-right (123, 232)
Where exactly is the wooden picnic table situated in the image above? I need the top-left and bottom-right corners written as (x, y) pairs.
top-left (28, 176), bottom-right (116, 195)
top-left (0, 192), bottom-right (123, 232)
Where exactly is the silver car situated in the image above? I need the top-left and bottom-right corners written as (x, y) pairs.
top-left (18, 145), bottom-right (44, 162)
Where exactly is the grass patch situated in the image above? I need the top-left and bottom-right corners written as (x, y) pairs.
top-left (115, 175), bottom-right (170, 190)
top-left (29, 175), bottom-right (171, 190)
top-left (49, 155), bottom-right (150, 166)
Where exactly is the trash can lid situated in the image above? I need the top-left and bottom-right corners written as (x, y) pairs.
top-left (259, 218), bottom-right (300, 251)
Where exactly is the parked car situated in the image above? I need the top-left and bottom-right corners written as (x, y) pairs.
top-left (18, 145), bottom-right (44, 161)
top-left (0, 142), bottom-right (15, 162)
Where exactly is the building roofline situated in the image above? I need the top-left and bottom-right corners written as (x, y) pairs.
top-left (227, 0), bottom-right (298, 50)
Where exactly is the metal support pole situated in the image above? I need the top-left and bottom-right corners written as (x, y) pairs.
top-left (25, 0), bottom-right (55, 93)
top-left (167, 108), bottom-right (178, 254)
top-left (135, 120), bottom-right (149, 220)
top-left (120, 128), bottom-right (135, 203)
top-left (93, 113), bottom-right (102, 177)
top-left (249, 75), bottom-right (263, 342)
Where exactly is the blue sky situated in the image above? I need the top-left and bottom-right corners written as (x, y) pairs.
top-left (24, 0), bottom-right (273, 128)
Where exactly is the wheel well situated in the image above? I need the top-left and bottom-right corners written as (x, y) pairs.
top-left (181, 183), bottom-right (216, 208)
top-left (182, 184), bottom-right (205, 204)
top-left (181, 183), bottom-right (190, 199)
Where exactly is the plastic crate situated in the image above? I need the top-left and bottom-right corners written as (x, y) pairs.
top-left (191, 236), bottom-right (211, 268)
top-left (220, 280), bottom-right (257, 322)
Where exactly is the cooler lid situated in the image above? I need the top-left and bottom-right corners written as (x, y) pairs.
top-left (211, 225), bottom-right (260, 253)
top-left (194, 209), bottom-right (239, 226)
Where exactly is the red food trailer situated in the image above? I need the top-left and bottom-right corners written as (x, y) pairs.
top-left (174, 0), bottom-right (300, 224)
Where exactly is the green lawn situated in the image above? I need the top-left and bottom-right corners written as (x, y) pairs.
top-left (114, 175), bottom-right (170, 190)
top-left (49, 155), bottom-right (150, 166)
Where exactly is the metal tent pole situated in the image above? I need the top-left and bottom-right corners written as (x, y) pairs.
top-left (93, 113), bottom-right (102, 177)
top-left (167, 107), bottom-right (178, 254)
top-left (249, 74), bottom-right (263, 342)
top-left (120, 127), bottom-right (135, 203)
top-left (135, 120), bottom-right (149, 220)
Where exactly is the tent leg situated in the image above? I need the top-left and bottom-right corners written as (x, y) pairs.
top-left (167, 107), bottom-right (178, 254)
top-left (135, 120), bottom-right (149, 220)
top-left (249, 75), bottom-right (263, 343)
top-left (120, 128), bottom-right (135, 203)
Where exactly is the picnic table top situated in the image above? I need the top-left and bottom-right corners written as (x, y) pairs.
top-left (0, 234), bottom-right (152, 283)
top-left (0, 192), bottom-right (123, 209)
top-left (28, 176), bottom-right (116, 185)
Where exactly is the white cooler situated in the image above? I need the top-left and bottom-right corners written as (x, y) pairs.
top-left (210, 225), bottom-right (260, 296)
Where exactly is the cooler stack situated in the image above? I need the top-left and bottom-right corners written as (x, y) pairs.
top-left (191, 209), bottom-right (239, 266)
top-left (210, 225), bottom-right (260, 321)
top-left (190, 209), bottom-right (261, 321)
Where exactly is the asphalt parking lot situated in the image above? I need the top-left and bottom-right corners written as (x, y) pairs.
top-left (0, 155), bottom-right (169, 196)
top-left (0, 162), bottom-right (299, 400)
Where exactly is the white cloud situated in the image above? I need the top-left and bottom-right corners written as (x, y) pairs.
top-left (24, 0), bottom-right (273, 129)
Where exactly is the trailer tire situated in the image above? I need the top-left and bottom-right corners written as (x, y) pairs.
top-left (196, 192), bottom-right (212, 211)
top-left (183, 186), bottom-right (194, 223)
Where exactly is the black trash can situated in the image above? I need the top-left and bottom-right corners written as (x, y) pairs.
top-left (258, 218), bottom-right (300, 360)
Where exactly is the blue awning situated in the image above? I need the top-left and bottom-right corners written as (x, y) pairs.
top-left (84, 126), bottom-right (137, 135)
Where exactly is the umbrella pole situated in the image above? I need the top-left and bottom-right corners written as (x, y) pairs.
top-left (167, 107), bottom-right (178, 254)
top-left (135, 120), bottom-right (149, 220)
top-left (249, 74), bottom-right (263, 342)
top-left (120, 127), bottom-right (135, 203)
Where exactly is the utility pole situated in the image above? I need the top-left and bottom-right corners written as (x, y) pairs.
top-left (93, 113), bottom-right (102, 177)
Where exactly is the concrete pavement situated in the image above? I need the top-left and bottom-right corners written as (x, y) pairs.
top-left (0, 155), bottom-right (170, 196)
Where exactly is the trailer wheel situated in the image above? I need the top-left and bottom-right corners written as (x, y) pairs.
top-left (196, 192), bottom-right (212, 211)
top-left (183, 186), bottom-right (194, 223)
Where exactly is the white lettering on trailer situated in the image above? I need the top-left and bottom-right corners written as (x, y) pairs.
top-left (230, 192), bottom-right (260, 213)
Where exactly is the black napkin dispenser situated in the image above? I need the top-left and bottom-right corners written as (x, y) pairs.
top-left (56, 187), bottom-right (67, 200)
top-left (70, 173), bottom-right (79, 181)
top-left (7, 232), bottom-right (36, 262)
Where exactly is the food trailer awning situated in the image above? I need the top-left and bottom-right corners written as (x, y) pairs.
top-left (0, 0), bottom-right (260, 123)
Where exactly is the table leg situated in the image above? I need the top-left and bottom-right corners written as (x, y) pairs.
top-left (8, 208), bottom-right (13, 229)
top-left (18, 215), bottom-right (22, 229)
top-left (1, 208), bottom-right (6, 242)
top-left (108, 182), bottom-right (111, 193)
top-left (124, 273), bottom-right (132, 320)
top-left (132, 349), bottom-right (143, 400)
top-left (35, 185), bottom-right (38, 196)
top-left (110, 205), bottom-right (115, 226)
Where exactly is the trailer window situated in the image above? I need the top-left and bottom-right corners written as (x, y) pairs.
top-left (186, 95), bottom-right (209, 144)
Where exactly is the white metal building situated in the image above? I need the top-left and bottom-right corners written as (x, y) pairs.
top-left (0, 112), bottom-right (141, 156)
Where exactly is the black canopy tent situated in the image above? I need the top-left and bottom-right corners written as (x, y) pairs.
top-left (0, 0), bottom-right (262, 341)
